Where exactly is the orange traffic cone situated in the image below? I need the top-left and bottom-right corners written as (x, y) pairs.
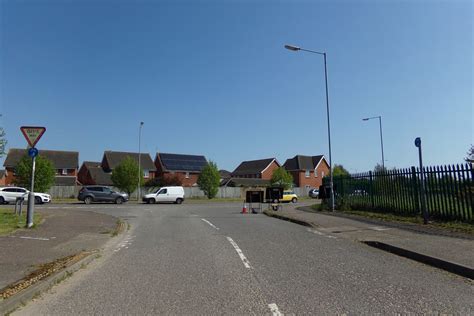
top-left (242, 202), bottom-right (247, 214)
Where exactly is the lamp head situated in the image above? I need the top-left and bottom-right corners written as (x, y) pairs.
top-left (284, 44), bottom-right (300, 51)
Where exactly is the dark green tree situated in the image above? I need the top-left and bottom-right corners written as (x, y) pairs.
top-left (0, 127), bottom-right (6, 158)
top-left (332, 164), bottom-right (350, 177)
top-left (111, 157), bottom-right (143, 196)
top-left (197, 161), bottom-right (220, 199)
top-left (15, 155), bottom-right (55, 192)
top-left (270, 167), bottom-right (294, 189)
top-left (465, 145), bottom-right (473, 163)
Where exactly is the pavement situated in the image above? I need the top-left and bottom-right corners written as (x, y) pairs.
top-left (0, 207), bottom-right (118, 294)
top-left (8, 202), bottom-right (473, 315)
top-left (264, 202), bottom-right (474, 273)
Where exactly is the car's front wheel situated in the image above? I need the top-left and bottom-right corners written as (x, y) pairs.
top-left (84, 197), bottom-right (92, 204)
top-left (291, 197), bottom-right (297, 203)
top-left (115, 197), bottom-right (124, 204)
top-left (35, 196), bottom-right (42, 204)
top-left (0, 196), bottom-right (4, 204)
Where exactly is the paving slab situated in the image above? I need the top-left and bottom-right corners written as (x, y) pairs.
top-left (0, 208), bottom-right (117, 290)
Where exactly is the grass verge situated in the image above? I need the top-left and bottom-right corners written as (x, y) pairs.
top-left (0, 208), bottom-right (42, 235)
top-left (310, 204), bottom-right (474, 235)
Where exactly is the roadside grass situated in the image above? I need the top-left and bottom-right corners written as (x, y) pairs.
top-left (51, 198), bottom-right (77, 204)
top-left (310, 204), bottom-right (474, 235)
top-left (0, 208), bottom-right (42, 235)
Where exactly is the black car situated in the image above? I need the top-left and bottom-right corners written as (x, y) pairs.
top-left (78, 186), bottom-right (129, 204)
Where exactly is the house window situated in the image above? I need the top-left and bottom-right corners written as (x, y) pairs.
top-left (305, 170), bottom-right (310, 178)
top-left (62, 169), bottom-right (67, 175)
top-left (322, 171), bottom-right (325, 178)
top-left (143, 170), bottom-right (150, 178)
top-left (185, 172), bottom-right (190, 179)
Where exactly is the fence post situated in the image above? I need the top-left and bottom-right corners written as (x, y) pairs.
top-left (369, 171), bottom-right (374, 209)
top-left (411, 166), bottom-right (420, 214)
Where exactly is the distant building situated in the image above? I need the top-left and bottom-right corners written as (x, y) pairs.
top-left (77, 161), bottom-right (112, 186)
top-left (154, 153), bottom-right (208, 187)
top-left (231, 158), bottom-right (280, 180)
top-left (283, 155), bottom-right (330, 189)
top-left (3, 148), bottom-right (79, 186)
top-left (0, 170), bottom-right (6, 186)
top-left (101, 151), bottom-right (156, 180)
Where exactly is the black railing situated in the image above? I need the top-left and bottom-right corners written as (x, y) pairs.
top-left (323, 163), bottom-right (473, 223)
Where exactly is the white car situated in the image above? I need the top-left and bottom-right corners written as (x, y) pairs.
top-left (142, 186), bottom-right (185, 204)
top-left (0, 187), bottom-right (52, 204)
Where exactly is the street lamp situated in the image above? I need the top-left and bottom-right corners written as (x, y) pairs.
top-left (284, 44), bottom-right (335, 211)
top-left (138, 121), bottom-right (144, 201)
top-left (362, 116), bottom-right (385, 169)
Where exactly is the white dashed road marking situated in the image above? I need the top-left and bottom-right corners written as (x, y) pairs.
top-left (201, 218), bottom-right (219, 230)
top-left (268, 303), bottom-right (283, 315)
top-left (369, 226), bottom-right (391, 231)
top-left (15, 236), bottom-right (51, 241)
top-left (226, 237), bottom-right (251, 269)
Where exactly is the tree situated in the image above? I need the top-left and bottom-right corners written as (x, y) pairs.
top-left (270, 167), bottom-right (294, 189)
top-left (0, 127), bottom-right (6, 158)
top-left (465, 145), bottom-right (473, 163)
top-left (15, 155), bottom-right (55, 192)
top-left (374, 163), bottom-right (387, 174)
top-left (111, 157), bottom-right (143, 196)
top-left (332, 164), bottom-right (350, 177)
top-left (197, 161), bottom-right (220, 199)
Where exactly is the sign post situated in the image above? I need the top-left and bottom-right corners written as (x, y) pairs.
top-left (20, 126), bottom-right (46, 228)
top-left (414, 137), bottom-right (428, 224)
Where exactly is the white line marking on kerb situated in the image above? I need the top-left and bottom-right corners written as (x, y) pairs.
top-left (268, 303), bottom-right (283, 316)
top-left (201, 218), bottom-right (219, 230)
top-left (226, 237), bottom-right (251, 269)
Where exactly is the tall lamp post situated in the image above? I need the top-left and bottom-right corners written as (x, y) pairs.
top-left (284, 44), bottom-right (335, 211)
top-left (138, 121), bottom-right (144, 201)
top-left (362, 116), bottom-right (385, 169)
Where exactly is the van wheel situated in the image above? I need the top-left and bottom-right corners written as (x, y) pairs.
top-left (150, 199), bottom-right (156, 204)
top-left (84, 197), bottom-right (92, 204)
top-left (175, 198), bottom-right (183, 204)
top-left (115, 197), bottom-right (124, 204)
top-left (291, 198), bottom-right (297, 203)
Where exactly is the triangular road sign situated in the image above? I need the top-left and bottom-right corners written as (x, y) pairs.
top-left (20, 126), bottom-right (46, 148)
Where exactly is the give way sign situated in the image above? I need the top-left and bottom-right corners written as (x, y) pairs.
top-left (20, 126), bottom-right (46, 147)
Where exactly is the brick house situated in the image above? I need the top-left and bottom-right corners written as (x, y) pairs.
top-left (101, 151), bottom-right (156, 181)
top-left (3, 148), bottom-right (79, 186)
top-left (231, 158), bottom-right (280, 180)
top-left (154, 153), bottom-right (208, 187)
top-left (0, 170), bottom-right (6, 186)
top-left (77, 161), bottom-right (113, 186)
top-left (283, 155), bottom-right (330, 189)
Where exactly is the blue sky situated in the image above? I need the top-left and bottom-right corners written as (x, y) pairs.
top-left (0, 0), bottom-right (472, 172)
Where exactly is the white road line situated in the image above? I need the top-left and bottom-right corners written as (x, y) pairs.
top-left (369, 226), bottom-right (391, 231)
top-left (18, 236), bottom-right (50, 241)
top-left (201, 218), bottom-right (219, 230)
top-left (226, 237), bottom-right (251, 269)
top-left (268, 303), bottom-right (283, 316)
top-left (307, 228), bottom-right (324, 236)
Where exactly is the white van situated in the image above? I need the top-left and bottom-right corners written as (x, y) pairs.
top-left (142, 186), bottom-right (185, 204)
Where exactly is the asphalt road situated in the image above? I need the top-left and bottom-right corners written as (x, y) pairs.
top-left (14, 202), bottom-right (474, 315)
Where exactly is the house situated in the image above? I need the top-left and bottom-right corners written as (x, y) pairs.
top-left (3, 148), bottom-right (79, 186)
top-left (77, 161), bottom-right (113, 186)
top-left (154, 153), bottom-right (208, 187)
top-left (101, 151), bottom-right (156, 180)
top-left (231, 158), bottom-right (280, 180)
top-left (283, 155), bottom-right (330, 189)
top-left (0, 170), bottom-right (6, 186)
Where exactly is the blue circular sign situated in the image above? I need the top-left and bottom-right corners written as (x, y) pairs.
top-left (28, 147), bottom-right (38, 158)
top-left (414, 137), bottom-right (421, 148)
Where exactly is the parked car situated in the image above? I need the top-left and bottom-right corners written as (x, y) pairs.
top-left (78, 186), bottom-right (129, 204)
top-left (142, 186), bottom-right (185, 204)
top-left (0, 186), bottom-right (51, 204)
top-left (308, 188), bottom-right (319, 199)
top-left (280, 190), bottom-right (298, 203)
